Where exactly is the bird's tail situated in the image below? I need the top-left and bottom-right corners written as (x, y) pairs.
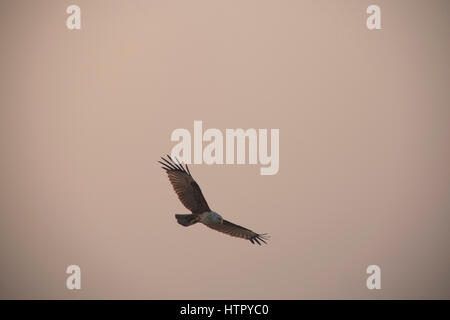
top-left (175, 214), bottom-right (198, 227)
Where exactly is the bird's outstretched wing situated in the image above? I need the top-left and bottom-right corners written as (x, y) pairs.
top-left (206, 219), bottom-right (269, 245)
top-left (159, 155), bottom-right (210, 214)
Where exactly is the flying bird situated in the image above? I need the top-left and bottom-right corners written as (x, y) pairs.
top-left (159, 155), bottom-right (269, 245)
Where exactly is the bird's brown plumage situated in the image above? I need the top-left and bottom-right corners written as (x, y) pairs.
top-left (205, 219), bottom-right (269, 245)
top-left (159, 155), bottom-right (210, 214)
top-left (159, 155), bottom-right (269, 245)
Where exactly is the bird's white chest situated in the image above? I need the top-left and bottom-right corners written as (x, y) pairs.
top-left (200, 211), bottom-right (222, 224)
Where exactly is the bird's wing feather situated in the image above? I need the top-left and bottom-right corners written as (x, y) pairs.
top-left (205, 219), bottom-right (269, 245)
top-left (159, 155), bottom-right (210, 214)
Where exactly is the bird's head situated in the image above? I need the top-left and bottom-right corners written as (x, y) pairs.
top-left (211, 211), bottom-right (223, 224)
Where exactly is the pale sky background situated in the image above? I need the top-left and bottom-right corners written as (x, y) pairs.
top-left (0, 0), bottom-right (449, 299)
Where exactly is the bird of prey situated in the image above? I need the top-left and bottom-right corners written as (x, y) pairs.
top-left (159, 155), bottom-right (269, 245)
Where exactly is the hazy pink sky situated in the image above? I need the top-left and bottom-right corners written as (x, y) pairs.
top-left (0, 0), bottom-right (449, 299)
